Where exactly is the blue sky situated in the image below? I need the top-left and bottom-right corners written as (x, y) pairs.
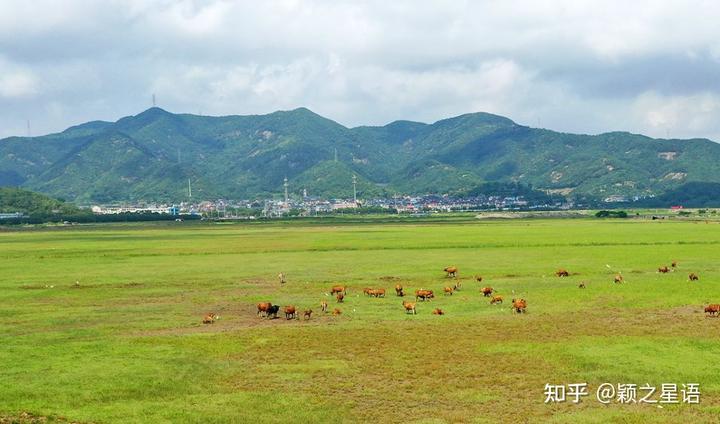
top-left (2, 0), bottom-right (720, 141)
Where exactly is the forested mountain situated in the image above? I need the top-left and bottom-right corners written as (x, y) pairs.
top-left (1, 107), bottom-right (719, 203)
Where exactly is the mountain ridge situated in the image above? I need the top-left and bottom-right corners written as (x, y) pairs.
top-left (1, 107), bottom-right (719, 203)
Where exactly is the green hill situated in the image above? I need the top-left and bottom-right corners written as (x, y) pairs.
top-left (2, 107), bottom-right (720, 203)
top-left (0, 187), bottom-right (83, 217)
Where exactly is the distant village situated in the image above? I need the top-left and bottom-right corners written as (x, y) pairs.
top-left (89, 193), bottom-right (571, 219)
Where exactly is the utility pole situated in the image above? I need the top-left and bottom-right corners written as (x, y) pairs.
top-left (284, 177), bottom-right (289, 205)
top-left (352, 174), bottom-right (357, 203)
top-left (188, 179), bottom-right (192, 200)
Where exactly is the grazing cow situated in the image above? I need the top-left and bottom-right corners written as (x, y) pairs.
top-left (578, 282), bottom-right (586, 289)
top-left (369, 288), bottom-right (386, 298)
top-left (704, 304), bottom-right (720, 317)
top-left (278, 272), bottom-right (286, 284)
top-left (671, 260), bottom-right (678, 268)
top-left (363, 287), bottom-right (373, 296)
top-left (658, 266), bottom-right (670, 273)
top-left (689, 273), bottom-right (699, 281)
top-left (444, 286), bottom-right (454, 296)
top-left (432, 308), bottom-right (444, 315)
top-left (475, 275), bottom-right (483, 283)
top-left (284, 306), bottom-right (297, 320)
top-left (481, 287), bottom-right (494, 297)
top-left (614, 274), bottom-right (624, 284)
top-left (330, 285), bottom-right (346, 295)
top-left (320, 300), bottom-right (328, 313)
top-left (336, 292), bottom-right (345, 303)
top-left (202, 313), bottom-right (219, 324)
top-left (490, 295), bottom-right (503, 305)
top-left (332, 308), bottom-right (342, 316)
top-left (415, 289), bottom-right (434, 301)
top-left (266, 305), bottom-right (280, 319)
top-left (444, 266), bottom-right (458, 278)
top-left (511, 298), bottom-right (527, 314)
top-left (303, 309), bottom-right (313, 320)
top-left (402, 301), bottom-right (417, 315)
top-left (257, 302), bottom-right (273, 317)
top-left (395, 284), bottom-right (404, 297)
top-left (556, 269), bottom-right (570, 277)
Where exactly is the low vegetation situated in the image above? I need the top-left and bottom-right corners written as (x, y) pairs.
top-left (1, 218), bottom-right (719, 422)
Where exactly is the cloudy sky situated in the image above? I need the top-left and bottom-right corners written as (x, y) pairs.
top-left (2, 0), bottom-right (720, 141)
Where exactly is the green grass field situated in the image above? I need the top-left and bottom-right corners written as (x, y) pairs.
top-left (2, 217), bottom-right (720, 423)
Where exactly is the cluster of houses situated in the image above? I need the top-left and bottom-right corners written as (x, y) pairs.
top-left (88, 194), bottom-right (564, 219)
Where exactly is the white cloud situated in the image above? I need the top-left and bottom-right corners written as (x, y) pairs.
top-left (632, 91), bottom-right (720, 139)
top-left (0, 58), bottom-right (39, 98)
top-left (0, 72), bottom-right (38, 98)
top-left (2, 0), bottom-right (720, 141)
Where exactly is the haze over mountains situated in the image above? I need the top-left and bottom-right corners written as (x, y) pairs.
top-left (1, 107), bottom-right (719, 204)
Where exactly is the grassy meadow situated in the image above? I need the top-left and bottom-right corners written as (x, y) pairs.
top-left (1, 217), bottom-right (720, 423)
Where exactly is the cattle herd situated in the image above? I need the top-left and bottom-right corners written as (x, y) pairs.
top-left (201, 260), bottom-right (714, 324)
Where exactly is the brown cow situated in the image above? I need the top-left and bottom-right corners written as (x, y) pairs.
top-left (475, 275), bottom-right (483, 283)
top-left (402, 301), bottom-right (417, 315)
top-left (689, 273), bottom-right (699, 281)
top-left (415, 289), bottom-right (434, 301)
top-left (303, 309), bottom-right (313, 320)
top-left (614, 274), bottom-right (624, 284)
top-left (336, 292), bottom-right (345, 303)
top-left (332, 308), bottom-right (342, 316)
top-left (511, 298), bottom-right (527, 313)
top-left (257, 302), bottom-right (273, 317)
top-left (490, 295), bottom-right (503, 304)
top-left (578, 282), bottom-right (586, 289)
top-left (444, 266), bottom-right (458, 278)
top-left (481, 287), bottom-right (493, 297)
top-left (202, 313), bottom-right (219, 324)
top-left (320, 300), bottom-right (328, 313)
top-left (284, 305), bottom-right (297, 320)
top-left (363, 287), bottom-right (373, 296)
top-left (395, 284), bottom-right (404, 297)
top-left (443, 286), bottom-right (454, 296)
top-left (369, 288), bottom-right (386, 298)
top-left (330, 285), bottom-right (346, 295)
top-left (658, 266), bottom-right (670, 273)
top-left (556, 268), bottom-right (570, 277)
top-left (432, 308), bottom-right (444, 315)
top-left (704, 304), bottom-right (720, 317)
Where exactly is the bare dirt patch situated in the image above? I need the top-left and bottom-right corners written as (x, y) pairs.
top-left (0, 411), bottom-right (90, 424)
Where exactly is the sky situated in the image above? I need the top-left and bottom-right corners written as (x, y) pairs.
top-left (2, 0), bottom-right (720, 141)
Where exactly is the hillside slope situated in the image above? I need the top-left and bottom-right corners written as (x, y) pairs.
top-left (1, 107), bottom-right (719, 202)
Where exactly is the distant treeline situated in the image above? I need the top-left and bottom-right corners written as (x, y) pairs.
top-left (1, 187), bottom-right (202, 225)
top-left (634, 182), bottom-right (720, 208)
top-left (595, 210), bottom-right (628, 218)
top-left (0, 212), bottom-right (200, 225)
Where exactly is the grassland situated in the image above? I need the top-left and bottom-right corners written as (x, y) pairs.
top-left (1, 217), bottom-right (720, 423)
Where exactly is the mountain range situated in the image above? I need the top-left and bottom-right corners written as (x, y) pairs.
top-left (1, 107), bottom-right (719, 203)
